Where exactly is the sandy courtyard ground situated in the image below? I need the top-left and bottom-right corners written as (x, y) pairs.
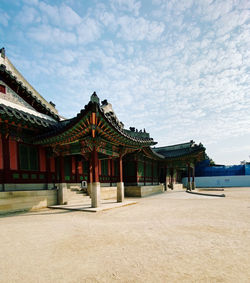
top-left (0, 187), bottom-right (250, 283)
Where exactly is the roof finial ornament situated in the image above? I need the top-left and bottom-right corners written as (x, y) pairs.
top-left (90, 91), bottom-right (100, 104)
top-left (0, 47), bottom-right (5, 58)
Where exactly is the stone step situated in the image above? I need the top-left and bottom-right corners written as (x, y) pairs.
top-left (67, 197), bottom-right (91, 205)
top-left (68, 195), bottom-right (90, 200)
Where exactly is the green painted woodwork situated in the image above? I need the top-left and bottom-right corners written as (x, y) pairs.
top-left (55, 158), bottom-right (60, 181)
top-left (13, 173), bottom-right (19, 179)
top-left (124, 161), bottom-right (135, 177)
top-left (101, 159), bottom-right (108, 176)
top-left (39, 174), bottom-right (45, 179)
top-left (83, 160), bottom-right (89, 174)
top-left (22, 173), bottom-right (29, 179)
top-left (31, 174), bottom-right (37, 179)
top-left (70, 143), bottom-right (81, 154)
top-left (114, 160), bottom-right (118, 176)
top-left (153, 163), bottom-right (158, 177)
top-left (138, 161), bottom-right (144, 177)
top-left (64, 156), bottom-right (71, 181)
top-left (146, 162), bottom-right (152, 177)
top-left (19, 144), bottom-right (39, 171)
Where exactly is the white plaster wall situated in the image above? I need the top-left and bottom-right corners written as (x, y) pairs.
top-left (0, 80), bottom-right (35, 109)
top-left (0, 55), bottom-right (58, 114)
top-left (182, 176), bottom-right (250, 187)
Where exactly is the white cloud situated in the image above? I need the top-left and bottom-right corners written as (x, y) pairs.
top-left (110, 0), bottom-right (141, 16)
top-left (117, 16), bottom-right (165, 41)
top-left (0, 10), bottom-right (9, 26)
top-left (22, 0), bottom-right (39, 5)
top-left (59, 4), bottom-right (82, 27)
top-left (16, 6), bottom-right (41, 25)
top-left (28, 25), bottom-right (77, 45)
top-left (77, 18), bottom-right (101, 44)
top-left (3, 0), bottom-right (250, 164)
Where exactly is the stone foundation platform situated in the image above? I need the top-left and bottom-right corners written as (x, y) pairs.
top-left (125, 184), bottom-right (164, 197)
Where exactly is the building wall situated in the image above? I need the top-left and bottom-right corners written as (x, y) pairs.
top-left (182, 176), bottom-right (250, 187)
top-left (125, 184), bottom-right (164, 197)
top-left (0, 80), bottom-right (35, 110)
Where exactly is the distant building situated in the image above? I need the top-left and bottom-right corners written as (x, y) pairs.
top-left (182, 159), bottom-right (250, 187)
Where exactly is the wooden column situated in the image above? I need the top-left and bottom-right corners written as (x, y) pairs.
top-left (170, 168), bottom-right (173, 189)
top-left (59, 156), bottom-right (65, 182)
top-left (192, 166), bottom-right (196, 190)
top-left (76, 158), bottom-right (80, 183)
top-left (108, 158), bottom-right (111, 186)
top-left (89, 158), bottom-right (93, 183)
top-left (46, 154), bottom-right (50, 187)
top-left (135, 156), bottom-right (139, 185)
top-left (117, 155), bottom-right (124, 202)
top-left (118, 156), bottom-right (123, 182)
top-left (91, 147), bottom-right (100, 208)
top-left (187, 163), bottom-right (191, 190)
top-left (187, 164), bottom-right (190, 182)
top-left (2, 135), bottom-right (10, 190)
top-left (165, 164), bottom-right (167, 190)
top-left (151, 161), bottom-right (153, 185)
top-left (92, 147), bottom-right (99, 182)
top-left (144, 159), bottom-right (146, 186)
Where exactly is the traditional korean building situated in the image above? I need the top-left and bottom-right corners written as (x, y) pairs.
top-left (0, 48), bottom-right (206, 211)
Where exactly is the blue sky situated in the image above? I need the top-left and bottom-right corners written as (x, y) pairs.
top-left (0, 0), bottom-right (250, 165)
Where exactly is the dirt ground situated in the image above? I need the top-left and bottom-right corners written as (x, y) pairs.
top-left (0, 187), bottom-right (250, 283)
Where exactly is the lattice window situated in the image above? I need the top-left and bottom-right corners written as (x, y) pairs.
top-left (101, 159), bottom-right (108, 176)
top-left (146, 161), bottom-right (152, 177)
top-left (19, 144), bottom-right (39, 171)
top-left (64, 156), bottom-right (71, 181)
top-left (138, 161), bottom-right (144, 177)
top-left (83, 160), bottom-right (89, 174)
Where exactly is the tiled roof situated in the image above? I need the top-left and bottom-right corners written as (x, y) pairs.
top-left (0, 63), bottom-right (59, 121)
top-left (0, 102), bottom-right (57, 128)
top-left (34, 93), bottom-right (156, 146)
top-left (153, 141), bottom-right (205, 159)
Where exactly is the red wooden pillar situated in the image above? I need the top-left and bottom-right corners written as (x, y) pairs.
top-left (89, 158), bottom-right (93, 183)
top-left (135, 156), bottom-right (139, 184)
top-left (144, 159), bottom-right (146, 185)
top-left (92, 147), bottom-right (99, 182)
top-left (192, 166), bottom-right (195, 190)
top-left (187, 163), bottom-right (191, 190)
top-left (59, 156), bottom-right (65, 182)
top-left (118, 156), bottom-right (123, 182)
top-left (2, 135), bottom-right (10, 189)
top-left (165, 164), bottom-right (167, 190)
top-left (9, 138), bottom-right (18, 170)
top-left (108, 158), bottom-right (112, 185)
top-left (46, 154), bottom-right (50, 185)
top-left (187, 163), bottom-right (191, 183)
top-left (71, 156), bottom-right (76, 182)
top-left (39, 148), bottom-right (46, 172)
top-left (151, 161), bottom-right (153, 185)
top-left (0, 134), bottom-right (3, 170)
top-left (75, 158), bottom-right (80, 183)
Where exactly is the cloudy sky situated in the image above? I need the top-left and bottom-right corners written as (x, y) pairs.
top-left (0, 0), bottom-right (250, 165)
